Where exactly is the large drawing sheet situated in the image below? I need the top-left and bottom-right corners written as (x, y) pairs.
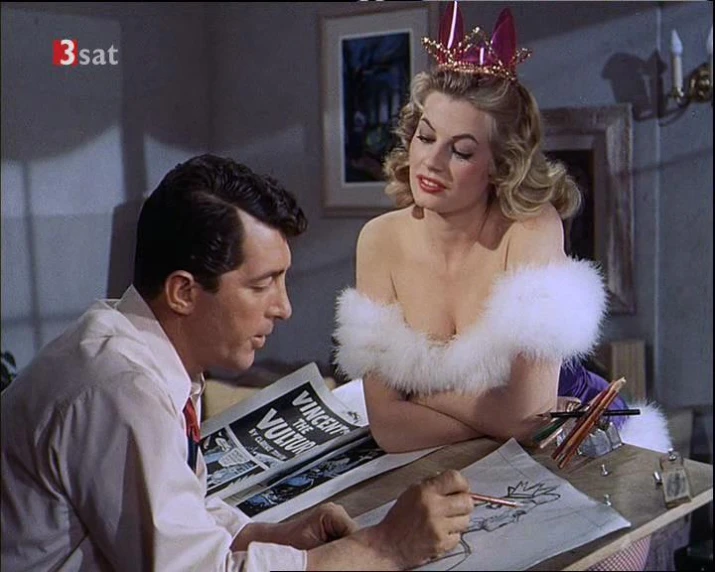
top-left (355, 439), bottom-right (631, 571)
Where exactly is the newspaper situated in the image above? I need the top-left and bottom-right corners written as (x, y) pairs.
top-left (355, 439), bottom-right (631, 571)
top-left (200, 363), bottom-right (368, 506)
top-left (200, 365), bottom-right (438, 519)
top-left (237, 432), bottom-right (436, 523)
top-left (219, 375), bottom-right (437, 521)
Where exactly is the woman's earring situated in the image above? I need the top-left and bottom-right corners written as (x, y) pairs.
top-left (412, 204), bottom-right (425, 219)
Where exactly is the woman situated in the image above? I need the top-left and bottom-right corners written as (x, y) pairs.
top-left (333, 6), bottom-right (671, 457)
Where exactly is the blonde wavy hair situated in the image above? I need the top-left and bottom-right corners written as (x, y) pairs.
top-left (383, 69), bottom-right (581, 220)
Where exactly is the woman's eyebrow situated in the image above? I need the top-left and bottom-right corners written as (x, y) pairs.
top-left (419, 117), bottom-right (479, 144)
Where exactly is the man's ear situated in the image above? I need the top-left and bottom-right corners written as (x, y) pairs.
top-left (164, 271), bottom-right (199, 316)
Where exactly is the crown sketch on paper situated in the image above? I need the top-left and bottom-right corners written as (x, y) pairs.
top-left (505, 481), bottom-right (560, 502)
top-left (422, 1), bottom-right (531, 83)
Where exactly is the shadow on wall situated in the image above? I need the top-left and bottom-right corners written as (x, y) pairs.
top-left (106, 200), bottom-right (144, 299)
top-left (1, 3), bottom-right (211, 368)
top-left (601, 51), bottom-right (668, 122)
top-left (602, 49), bottom-right (708, 125)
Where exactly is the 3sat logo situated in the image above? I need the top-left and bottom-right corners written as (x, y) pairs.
top-left (53, 39), bottom-right (119, 67)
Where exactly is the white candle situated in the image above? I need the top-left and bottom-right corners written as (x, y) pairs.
top-left (671, 29), bottom-right (684, 93)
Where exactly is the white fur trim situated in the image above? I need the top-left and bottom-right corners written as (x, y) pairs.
top-left (486, 260), bottom-right (607, 362)
top-left (619, 402), bottom-right (673, 453)
top-left (334, 258), bottom-right (607, 395)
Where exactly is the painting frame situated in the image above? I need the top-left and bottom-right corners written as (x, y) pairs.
top-left (320, 3), bottom-right (431, 217)
top-left (542, 104), bottom-right (635, 314)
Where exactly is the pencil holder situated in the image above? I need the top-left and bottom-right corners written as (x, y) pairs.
top-left (577, 421), bottom-right (623, 459)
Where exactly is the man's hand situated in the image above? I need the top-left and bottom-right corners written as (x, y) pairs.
top-left (304, 470), bottom-right (472, 571)
top-left (372, 469), bottom-right (473, 569)
top-left (278, 502), bottom-right (358, 550)
top-left (233, 502), bottom-right (357, 552)
top-left (275, 502), bottom-right (358, 550)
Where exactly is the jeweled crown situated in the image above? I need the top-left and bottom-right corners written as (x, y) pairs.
top-left (422, 2), bottom-right (531, 83)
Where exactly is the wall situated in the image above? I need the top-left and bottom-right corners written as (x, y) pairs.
top-left (2, 1), bottom-right (712, 458)
top-left (658, 2), bottom-right (713, 462)
top-left (207, 2), bottom-right (365, 373)
top-left (1, 2), bottom-right (211, 367)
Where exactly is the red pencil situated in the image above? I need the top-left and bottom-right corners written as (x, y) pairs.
top-left (555, 378), bottom-right (626, 469)
top-left (552, 390), bottom-right (607, 460)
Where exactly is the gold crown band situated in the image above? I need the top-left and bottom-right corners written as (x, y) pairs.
top-left (422, 28), bottom-right (531, 84)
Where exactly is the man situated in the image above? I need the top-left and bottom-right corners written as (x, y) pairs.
top-left (1, 155), bottom-right (473, 571)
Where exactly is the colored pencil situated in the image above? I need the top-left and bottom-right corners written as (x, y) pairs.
top-left (549, 408), bottom-right (640, 419)
top-left (470, 493), bottom-right (523, 508)
top-left (555, 378), bottom-right (626, 469)
top-left (552, 385), bottom-right (610, 460)
top-left (533, 401), bottom-right (589, 443)
top-left (532, 417), bottom-right (569, 444)
top-left (558, 382), bottom-right (623, 465)
top-left (536, 420), bottom-right (572, 449)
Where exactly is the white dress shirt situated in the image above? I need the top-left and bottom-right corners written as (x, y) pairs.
top-left (1, 286), bottom-right (306, 571)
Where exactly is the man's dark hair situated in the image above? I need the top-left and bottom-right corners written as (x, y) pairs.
top-left (133, 154), bottom-right (307, 299)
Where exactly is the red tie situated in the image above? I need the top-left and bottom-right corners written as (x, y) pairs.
top-left (183, 398), bottom-right (201, 470)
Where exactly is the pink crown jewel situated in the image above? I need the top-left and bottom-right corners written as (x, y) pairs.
top-left (422, 2), bottom-right (531, 83)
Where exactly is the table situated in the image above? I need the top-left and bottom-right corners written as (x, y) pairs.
top-left (322, 439), bottom-right (713, 571)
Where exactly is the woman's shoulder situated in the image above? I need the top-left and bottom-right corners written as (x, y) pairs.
top-left (357, 207), bottom-right (413, 251)
top-left (506, 202), bottom-right (563, 237)
top-left (503, 203), bottom-right (565, 268)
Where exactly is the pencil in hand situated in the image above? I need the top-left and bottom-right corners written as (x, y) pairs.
top-left (470, 492), bottom-right (523, 508)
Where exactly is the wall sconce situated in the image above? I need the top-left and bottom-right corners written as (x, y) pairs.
top-left (669, 26), bottom-right (713, 107)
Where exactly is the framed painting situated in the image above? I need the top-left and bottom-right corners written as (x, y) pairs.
top-left (542, 104), bottom-right (635, 314)
top-left (320, 3), bottom-right (430, 216)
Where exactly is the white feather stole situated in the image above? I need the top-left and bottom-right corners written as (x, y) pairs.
top-left (334, 258), bottom-right (607, 395)
top-left (619, 402), bottom-right (673, 452)
top-left (333, 258), bottom-right (673, 452)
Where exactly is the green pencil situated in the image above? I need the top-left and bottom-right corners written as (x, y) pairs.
top-left (532, 417), bottom-right (569, 444)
